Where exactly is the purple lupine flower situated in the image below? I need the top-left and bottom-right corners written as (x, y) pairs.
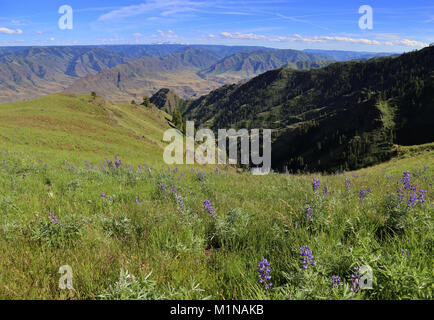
top-left (350, 267), bottom-right (361, 293)
top-left (408, 193), bottom-right (417, 208)
top-left (170, 186), bottom-right (179, 195)
top-left (1, 150), bottom-right (7, 157)
top-left (323, 185), bottom-right (329, 196)
top-left (397, 188), bottom-right (404, 206)
top-left (331, 276), bottom-right (341, 288)
top-left (417, 189), bottom-right (427, 204)
top-left (143, 164), bottom-right (152, 178)
top-left (203, 200), bottom-right (216, 217)
top-left (402, 171), bottom-right (411, 189)
top-left (305, 205), bottom-right (313, 220)
top-left (359, 189), bottom-right (366, 200)
top-left (160, 184), bottom-right (167, 197)
top-left (175, 193), bottom-right (184, 210)
top-left (114, 155), bottom-right (122, 168)
top-left (423, 166), bottom-right (428, 172)
top-left (257, 257), bottom-right (272, 290)
top-left (300, 246), bottom-right (315, 269)
top-left (367, 187), bottom-right (371, 193)
top-left (312, 178), bottom-right (320, 193)
top-left (100, 192), bottom-right (106, 198)
top-left (410, 184), bottom-right (417, 192)
top-left (48, 212), bottom-right (59, 225)
top-left (402, 249), bottom-right (410, 258)
top-left (215, 167), bottom-right (219, 173)
top-left (197, 171), bottom-right (204, 181)
top-left (2, 160), bottom-right (6, 168)
top-left (345, 178), bottom-right (351, 191)
top-left (135, 197), bottom-right (142, 205)
top-left (85, 160), bottom-right (90, 168)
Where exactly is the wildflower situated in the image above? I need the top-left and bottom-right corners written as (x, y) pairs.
top-left (257, 257), bottom-right (272, 290)
top-left (135, 198), bottom-right (142, 205)
top-left (423, 166), bottom-right (428, 172)
top-left (160, 184), bottom-right (167, 197)
top-left (323, 185), bottom-right (328, 196)
top-left (367, 187), bottom-right (371, 193)
top-left (402, 249), bottom-right (410, 258)
top-left (345, 178), bottom-right (351, 191)
top-left (408, 193), bottom-right (417, 208)
top-left (198, 171), bottom-right (204, 181)
top-left (175, 193), bottom-right (184, 210)
top-left (100, 192), bottom-right (106, 198)
top-left (359, 189), bottom-right (366, 200)
top-left (85, 160), bottom-right (90, 168)
top-left (300, 246), bottom-right (315, 269)
top-left (203, 200), bottom-right (216, 217)
top-left (402, 171), bottom-right (411, 189)
top-left (114, 155), bottom-right (122, 168)
top-left (397, 188), bottom-right (404, 206)
top-left (312, 178), bottom-right (320, 193)
top-left (331, 276), bottom-right (341, 288)
top-left (143, 164), bottom-right (152, 178)
top-left (48, 212), bottom-right (59, 225)
top-left (305, 205), bottom-right (313, 220)
top-left (410, 184), bottom-right (417, 192)
top-left (417, 189), bottom-right (427, 204)
top-left (350, 267), bottom-right (361, 293)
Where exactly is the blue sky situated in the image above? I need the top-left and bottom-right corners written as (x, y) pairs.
top-left (0, 0), bottom-right (432, 52)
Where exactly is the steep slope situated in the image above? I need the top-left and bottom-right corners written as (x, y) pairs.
top-left (198, 49), bottom-right (332, 83)
top-left (150, 88), bottom-right (187, 114)
top-left (0, 93), bottom-right (171, 164)
top-left (184, 46), bottom-right (434, 172)
top-left (0, 47), bottom-right (130, 103)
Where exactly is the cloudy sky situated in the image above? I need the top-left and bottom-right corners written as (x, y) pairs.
top-left (0, 0), bottom-right (432, 52)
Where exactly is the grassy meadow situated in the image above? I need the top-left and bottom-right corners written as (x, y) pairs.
top-left (0, 94), bottom-right (432, 299)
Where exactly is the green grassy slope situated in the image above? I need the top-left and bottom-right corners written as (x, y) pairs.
top-left (0, 93), bottom-right (171, 166)
top-left (0, 94), bottom-right (432, 300)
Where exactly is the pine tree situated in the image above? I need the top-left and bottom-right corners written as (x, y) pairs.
top-left (172, 108), bottom-right (183, 129)
top-left (143, 96), bottom-right (150, 107)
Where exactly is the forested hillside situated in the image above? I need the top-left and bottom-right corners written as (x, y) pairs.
top-left (182, 46), bottom-right (434, 172)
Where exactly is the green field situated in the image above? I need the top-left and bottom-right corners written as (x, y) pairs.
top-left (0, 94), bottom-right (432, 299)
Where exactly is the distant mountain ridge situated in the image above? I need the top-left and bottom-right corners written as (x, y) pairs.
top-left (0, 44), bottom-right (395, 104)
top-left (197, 49), bottom-right (333, 83)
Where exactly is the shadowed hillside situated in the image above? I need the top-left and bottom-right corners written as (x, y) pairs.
top-left (183, 46), bottom-right (434, 172)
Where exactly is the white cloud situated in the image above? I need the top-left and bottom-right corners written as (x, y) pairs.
top-left (219, 31), bottom-right (428, 47)
top-left (0, 27), bottom-right (23, 35)
top-left (50, 37), bottom-right (55, 41)
top-left (157, 30), bottom-right (179, 39)
top-left (397, 39), bottom-right (428, 47)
